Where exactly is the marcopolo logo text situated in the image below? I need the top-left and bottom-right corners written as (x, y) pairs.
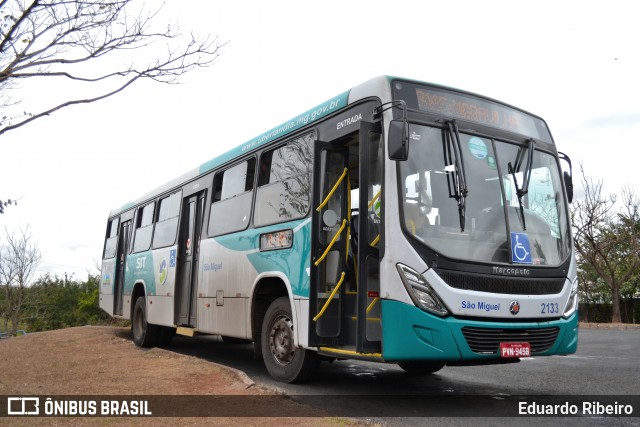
top-left (492, 266), bottom-right (531, 276)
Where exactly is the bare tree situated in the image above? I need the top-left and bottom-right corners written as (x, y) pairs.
top-left (0, 0), bottom-right (222, 136)
top-left (0, 226), bottom-right (42, 334)
top-left (571, 164), bottom-right (640, 323)
top-left (0, 197), bottom-right (18, 213)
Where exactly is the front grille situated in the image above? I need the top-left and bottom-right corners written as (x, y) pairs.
top-left (437, 270), bottom-right (565, 295)
top-left (461, 326), bottom-right (560, 354)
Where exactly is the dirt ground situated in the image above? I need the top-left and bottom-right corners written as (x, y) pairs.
top-left (0, 326), bottom-right (365, 426)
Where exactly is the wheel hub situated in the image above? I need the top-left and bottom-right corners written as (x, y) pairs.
top-left (269, 316), bottom-right (295, 365)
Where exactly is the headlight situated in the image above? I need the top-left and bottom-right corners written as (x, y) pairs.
top-left (396, 264), bottom-right (448, 316)
top-left (563, 277), bottom-right (579, 318)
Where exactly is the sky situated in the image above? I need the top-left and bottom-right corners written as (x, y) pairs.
top-left (1, 0), bottom-right (638, 281)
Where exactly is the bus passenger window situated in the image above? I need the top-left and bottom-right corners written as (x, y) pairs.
top-left (108, 218), bottom-right (119, 238)
top-left (208, 158), bottom-right (255, 236)
top-left (152, 191), bottom-right (182, 249)
top-left (103, 218), bottom-right (119, 259)
top-left (140, 203), bottom-right (154, 227)
top-left (254, 133), bottom-right (313, 227)
top-left (132, 202), bottom-right (155, 253)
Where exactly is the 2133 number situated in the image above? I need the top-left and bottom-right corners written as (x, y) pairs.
top-left (540, 302), bottom-right (559, 314)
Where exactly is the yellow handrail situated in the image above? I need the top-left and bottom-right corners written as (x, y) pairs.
top-left (316, 167), bottom-right (348, 212)
top-left (313, 272), bottom-right (346, 322)
top-left (314, 219), bottom-right (347, 267)
top-left (346, 175), bottom-right (351, 264)
top-left (370, 234), bottom-right (380, 247)
top-left (366, 297), bottom-right (380, 314)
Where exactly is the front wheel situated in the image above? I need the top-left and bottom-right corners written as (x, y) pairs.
top-left (132, 296), bottom-right (160, 348)
top-left (398, 361), bottom-right (445, 375)
top-left (261, 297), bottom-right (319, 383)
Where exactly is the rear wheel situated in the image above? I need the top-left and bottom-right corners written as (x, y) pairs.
top-left (261, 297), bottom-right (319, 383)
top-left (132, 296), bottom-right (160, 347)
top-left (398, 361), bottom-right (445, 375)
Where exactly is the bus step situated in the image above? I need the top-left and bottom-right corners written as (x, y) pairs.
top-left (318, 346), bottom-right (383, 362)
top-left (176, 326), bottom-right (196, 337)
top-left (350, 316), bottom-right (381, 322)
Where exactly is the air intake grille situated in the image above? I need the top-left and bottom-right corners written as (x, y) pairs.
top-left (436, 270), bottom-right (565, 295)
top-left (461, 326), bottom-right (560, 354)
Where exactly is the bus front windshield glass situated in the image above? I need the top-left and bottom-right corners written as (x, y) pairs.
top-left (400, 124), bottom-right (571, 266)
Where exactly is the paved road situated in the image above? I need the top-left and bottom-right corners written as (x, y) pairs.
top-left (168, 327), bottom-right (640, 425)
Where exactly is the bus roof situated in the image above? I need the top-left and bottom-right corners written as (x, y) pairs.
top-left (109, 75), bottom-right (546, 218)
top-left (108, 77), bottom-right (387, 217)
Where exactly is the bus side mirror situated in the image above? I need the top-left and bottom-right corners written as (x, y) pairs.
top-left (389, 120), bottom-right (409, 161)
top-left (558, 152), bottom-right (573, 204)
top-left (564, 171), bottom-right (573, 204)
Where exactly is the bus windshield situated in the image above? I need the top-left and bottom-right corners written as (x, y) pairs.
top-left (400, 124), bottom-right (571, 266)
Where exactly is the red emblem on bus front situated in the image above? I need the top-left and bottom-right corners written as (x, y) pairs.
top-left (509, 301), bottom-right (521, 315)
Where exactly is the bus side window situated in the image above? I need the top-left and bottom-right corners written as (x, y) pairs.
top-left (208, 158), bottom-right (255, 236)
top-left (152, 190), bottom-right (182, 249)
top-left (132, 202), bottom-right (155, 253)
top-left (103, 217), bottom-right (119, 259)
top-left (254, 134), bottom-right (313, 227)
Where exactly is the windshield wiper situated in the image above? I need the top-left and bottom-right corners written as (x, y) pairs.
top-left (508, 138), bottom-right (535, 230)
top-left (445, 120), bottom-right (469, 232)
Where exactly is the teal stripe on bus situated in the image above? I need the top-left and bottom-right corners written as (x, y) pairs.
top-left (214, 218), bottom-right (312, 298)
top-left (381, 299), bottom-right (579, 361)
top-left (198, 91), bottom-right (350, 175)
top-left (124, 252), bottom-right (156, 295)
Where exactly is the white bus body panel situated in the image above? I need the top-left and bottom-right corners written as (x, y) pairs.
top-left (146, 295), bottom-right (174, 326)
top-left (99, 258), bottom-right (116, 315)
top-left (197, 296), bottom-right (250, 337)
top-left (293, 298), bottom-right (310, 348)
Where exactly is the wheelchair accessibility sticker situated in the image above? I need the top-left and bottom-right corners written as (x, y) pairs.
top-left (510, 232), bottom-right (532, 264)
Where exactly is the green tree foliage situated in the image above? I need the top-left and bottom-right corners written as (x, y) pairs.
top-left (19, 273), bottom-right (114, 332)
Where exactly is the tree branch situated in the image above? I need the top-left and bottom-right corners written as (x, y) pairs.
top-left (0, 70), bottom-right (141, 135)
top-left (0, 0), bottom-right (222, 136)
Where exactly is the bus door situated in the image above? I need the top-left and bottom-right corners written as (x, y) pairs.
top-left (310, 141), bottom-right (349, 345)
top-left (114, 220), bottom-right (131, 316)
top-left (310, 122), bottom-right (383, 353)
top-left (356, 121), bottom-right (383, 354)
top-left (175, 191), bottom-right (205, 326)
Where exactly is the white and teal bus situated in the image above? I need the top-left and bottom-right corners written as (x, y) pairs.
top-left (100, 76), bottom-right (578, 383)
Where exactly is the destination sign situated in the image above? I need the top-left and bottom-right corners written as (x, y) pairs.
top-left (393, 81), bottom-right (553, 143)
top-left (416, 87), bottom-right (548, 141)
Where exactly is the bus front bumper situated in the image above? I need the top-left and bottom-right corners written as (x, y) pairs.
top-left (381, 299), bottom-right (579, 362)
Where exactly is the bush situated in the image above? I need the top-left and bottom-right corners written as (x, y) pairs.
top-left (21, 274), bottom-right (113, 332)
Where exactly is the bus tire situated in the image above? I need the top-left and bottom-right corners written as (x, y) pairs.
top-left (132, 296), bottom-right (160, 348)
top-left (261, 297), bottom-right (319, 383)
top-left (398, 361), bottom-right (445, 375)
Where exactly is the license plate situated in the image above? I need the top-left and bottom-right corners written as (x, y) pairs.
top-left (499, 342), bottom-right (531, 358)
